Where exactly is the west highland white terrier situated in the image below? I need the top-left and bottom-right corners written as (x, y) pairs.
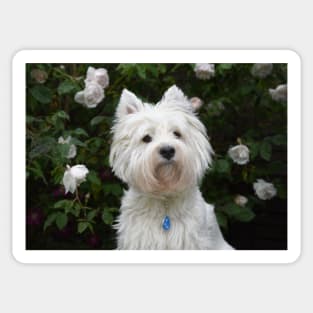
top-left (110, 85), bottom-right (233, 250)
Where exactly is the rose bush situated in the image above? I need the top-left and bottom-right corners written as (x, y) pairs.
top-left (26, 63), bottom-right (287, 249)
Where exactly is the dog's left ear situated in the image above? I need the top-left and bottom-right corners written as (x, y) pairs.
top-left (162, 85), bottom-right (196, 112)
top-left (116, 89), bottom-right (143, 119)
top-left (163, 85), bottom-right (187, 103)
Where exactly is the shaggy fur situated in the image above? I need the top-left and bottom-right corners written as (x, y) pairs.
top-left (110, 85), bottom-right (233, 250)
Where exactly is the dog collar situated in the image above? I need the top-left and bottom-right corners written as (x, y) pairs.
top-left (162, 215), bottom-right (171, 231)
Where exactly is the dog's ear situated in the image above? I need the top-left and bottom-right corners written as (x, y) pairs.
top-left (163, 85), bottom-right (186, 103)
top-left (161, 85), bottom-right (194, 112)
top-left (116, 89), bottom-right (143, 119)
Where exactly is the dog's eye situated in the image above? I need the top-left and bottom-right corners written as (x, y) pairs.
top-left (142, 135), bottom-right (152, 143)
top-left (173, 131), bottom-right (181, 138)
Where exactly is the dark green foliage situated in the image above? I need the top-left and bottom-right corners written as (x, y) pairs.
top-left (26, 63), bottom-right (287, 249)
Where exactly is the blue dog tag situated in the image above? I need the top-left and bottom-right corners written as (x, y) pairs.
top-left (162, 215), bottom-right (171, 231)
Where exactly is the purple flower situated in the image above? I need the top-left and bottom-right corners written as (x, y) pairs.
top-left (53, 222), bottom-right (75, 240)
top-left (27, 209), bottom-right (43, 226)
top-left (100, 168), bottom-right (113, 181)
top-left (52, 186), bottom-right (65, 198)
top-left (87, 234), bottom-right (101, 248)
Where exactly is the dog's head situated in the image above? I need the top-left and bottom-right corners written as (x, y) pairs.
top-left (110, 85), bottom-right (213, 195)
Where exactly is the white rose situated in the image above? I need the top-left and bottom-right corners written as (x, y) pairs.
top-left (74, 82), bottom-right (104, 108)
top-left (194, 63), bottom-right (215, 80)
top-left (253, 179), bottom-right (277, 200)
top-left (234, 195), bottom-right (248, 207)
top-left (251, 63), bottom-right (273, 78)
top-left (85, 67), bottom-right (109, 89)
top-left (269, 84), bottom-right (287, 102)
top-left (31, 69), bottom-right (48, 83)
top-left (58, 136), bottom-right (77, 159)
top-left (190, 97), bottom-right (203, 111)
top-left (62, 164), bottom-right (89, 194)
top-left (228, 144), bottom-right (250, 165)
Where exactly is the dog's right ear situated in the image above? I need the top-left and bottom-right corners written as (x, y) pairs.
top-left (116, 89), bottom-right (143, 119)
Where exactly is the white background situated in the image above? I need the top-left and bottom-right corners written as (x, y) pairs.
top-left (1, 1), bottom-right (311, 312)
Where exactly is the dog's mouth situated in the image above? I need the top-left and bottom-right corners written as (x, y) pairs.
top-left (155, 160), bottom-right (177, 172)
top-left (158, 159), bottom-right (175, 165)
top-left (154, 161), bottom-right (182, 187)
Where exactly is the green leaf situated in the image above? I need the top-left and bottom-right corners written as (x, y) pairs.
top-left (26, 115), bottom-right (42, 124)
top-left (48, 111), bottom-right (69, 130)
top-left (77, 221), bottom-right (90, 234)
top-left (87, 210), bottom-right (98, 221)
top-left (72, 128), bottom-right (89, 137)
top-left (217, 64), bottom-right (233, 75)
top-left (103, 183), bottom-right (123, 197)
top-left (55, 212), bottom-right (68, 230)
top-left (158, 64), bottom-right (167, 74)
top-left (51, 166), bottom-right (65, 185)
top-left (29, 136), bottom-right (56, 158)
top-left (219, 63), bottom-right (233, 70)
top-left (30, 85), bottom-right (52, 104)
top-left (43, 213), bottom-right (58, 231)
top-left (216, 211), bottom-right (228, 230)
top-left (260, 141), bottom-right (272, 161)
top-left (28, 160), bottom-right (47, 184)
top-left (276, 183), bottom-right (287, 199)
top-left (248, 142), bottom-right (259, 160)
top-left (102, 209), bottom-right (114, 225)
top-left (235, 208), bottom-right (255, 222)
top-left (239, 85), bottom-right (254, 96)
top-left (270, 134), bottom-right (287, 146)
top-left (136, 65), bottom-right (146, 79)
top-left (87, 171), bottom-right (101, 186)
top-left (90, 116), bottom-right (105, 127)
top-left (57, 143), bottom-right (71, 159)
top-left (214, 159), bottom-right (231, 174)
top-left (70, 138), bottom-right (87, 147)
top-left (57, 81), bottom-right (77, 95)
top-left (54, 110), bottom-right (70, 120)
top-left (71, 203), bottom-right (81, 217)
top-left (223, 204), bottom-right (255, 222)
top-left (116, 63), bottom-right (136, 76)
top-left (86, 137), bottom-right (103, 152)
top-left (147, 64), bottom-right (158, 78)
top-left (29, 142), bottom-right (52, 159)
top-left (53, 199), bottom-right (73, 210)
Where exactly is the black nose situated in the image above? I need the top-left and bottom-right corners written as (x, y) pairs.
top-left (159, 146), bottom-right (175, 160)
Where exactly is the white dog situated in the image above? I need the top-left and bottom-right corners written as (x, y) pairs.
top-left (110, 85), bottom-right (233, 250)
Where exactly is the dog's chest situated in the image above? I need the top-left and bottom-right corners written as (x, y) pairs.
top-left (117, 200), bottom-right (207, 250)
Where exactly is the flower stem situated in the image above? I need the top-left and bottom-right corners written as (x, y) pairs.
top-left (75, 188), bottom-right (87, 217)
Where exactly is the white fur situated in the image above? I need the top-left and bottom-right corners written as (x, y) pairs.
top-left (110, 85), bottom-right (233, 250)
